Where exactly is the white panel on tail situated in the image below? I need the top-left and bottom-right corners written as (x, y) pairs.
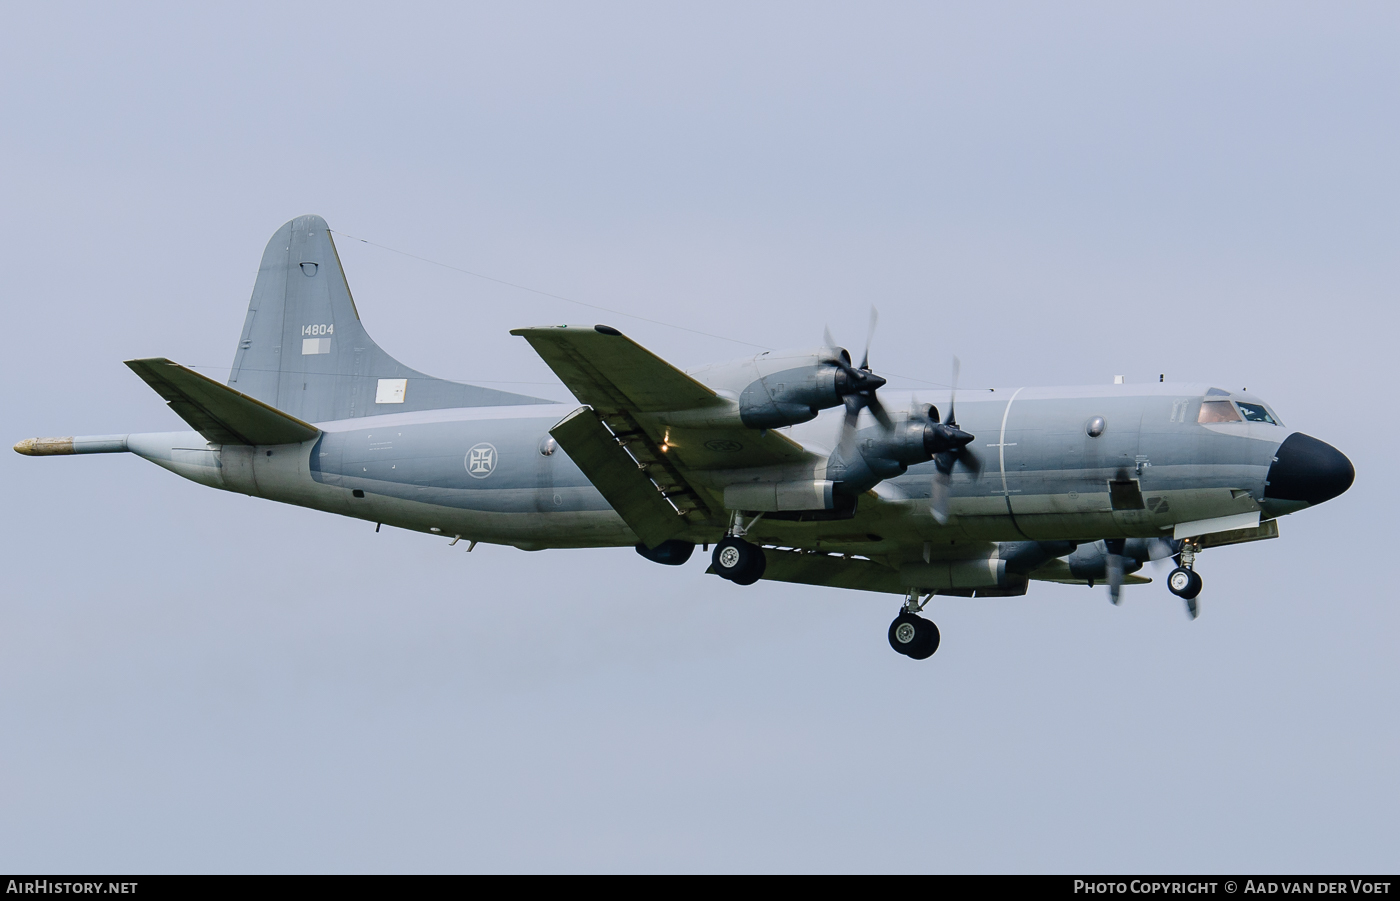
top-left (375, 378), bottom-right (408, 404)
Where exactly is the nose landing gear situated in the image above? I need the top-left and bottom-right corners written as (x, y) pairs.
top-left (1167, 538), bottom-right (1203, 619)
top-left (888, 591), bottom-right (940, 659)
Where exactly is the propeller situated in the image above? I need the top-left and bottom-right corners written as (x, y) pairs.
top-left (929, 357), bottom-right (980, 524)
top-left (827, 308), bottom-right (892, 456)
top-left (1146, 538), bottom-right (1178, 566)
top-left (1102, 538), bottom-right (1177, 606)
top-left (1104, 538), bottom-right (1126, 605)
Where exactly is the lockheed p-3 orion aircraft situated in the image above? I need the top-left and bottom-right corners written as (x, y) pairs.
top-left (15, 216), bottom-right (1354, 660)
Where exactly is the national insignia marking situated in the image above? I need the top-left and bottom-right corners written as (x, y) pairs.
top-left (466, 443), bottom-right (498, 478)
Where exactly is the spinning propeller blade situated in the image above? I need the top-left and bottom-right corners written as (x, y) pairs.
top-left (830, 306), bottom-right (892, 447)
top-left (929, 356), bottom-right (979, 523)
top-left (1147, 537), bottom-right (1178, 566)
top-left (859, 307), bottom-right (878, 371)
top-left (1104, 539), bottom-right (1126, 605)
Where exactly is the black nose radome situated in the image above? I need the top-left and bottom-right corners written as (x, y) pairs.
top-left (1265, 433), bottom-right (1354, 506)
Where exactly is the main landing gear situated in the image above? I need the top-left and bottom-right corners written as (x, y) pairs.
top-left (889, 591), bottom-right (940, 660)
top-left (711, 536), bottom-right (767, 585)
top-left (1166, 538), bottom-right (1203, 619)
top-left (712, 512), bottom-right (769, 585)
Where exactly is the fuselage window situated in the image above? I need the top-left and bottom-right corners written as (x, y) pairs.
top-left (1197, 400), bottom-right (1242, 423)
top-left (1235, 402), bottom-right (1278, 425)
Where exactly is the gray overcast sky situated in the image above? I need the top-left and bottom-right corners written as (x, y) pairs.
top-left (1, 2), bottom-right (1396, 873)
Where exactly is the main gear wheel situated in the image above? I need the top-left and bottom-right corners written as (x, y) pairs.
top-left (888, 612), bottom-right (940, 659)
top-left (712, 537), bottom-right (766, 585)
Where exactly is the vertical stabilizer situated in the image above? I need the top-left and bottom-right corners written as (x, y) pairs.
top-left (229, 215), bottom-right (551, 422)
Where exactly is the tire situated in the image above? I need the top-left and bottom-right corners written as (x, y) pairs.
top-left (907, 619), bottom-right (941, 660)
top-left (1168, 567), bottom-right (1203, 600)
top-left (889, 613), bottom-right (927, 656)
top-left (713, 537), bottom-right (764, 584)
top-left (731, 546), bottom-right (767, 585)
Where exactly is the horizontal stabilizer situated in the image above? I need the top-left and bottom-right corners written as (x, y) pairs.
top-left (549, 405), bottom-right (687, 548)
top-left (126, 358), bottom-right (320, 446)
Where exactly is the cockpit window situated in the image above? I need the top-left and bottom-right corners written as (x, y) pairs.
top-left (1236, 402), bottom-right (1278, 424)
top-left (1197, 400), bottom-right (1242, 423)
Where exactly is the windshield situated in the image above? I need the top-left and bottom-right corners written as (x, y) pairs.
top-left (1197, 400), bottom-right (1241, 423)
top-left (1236, 402), bottom-right (1278, 424)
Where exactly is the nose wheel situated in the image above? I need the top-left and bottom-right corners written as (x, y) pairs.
top-left (1167, 567), bottom-right (1202, 599)
top-left (1167, 539), bottom-right (1203, 619)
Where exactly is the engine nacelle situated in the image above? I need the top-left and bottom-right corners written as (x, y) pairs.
top-left (1067, 541), bottom-right (1147, 581)
top-left (688, 347), bottom-right (881, 430)
top-left (899, 558), bottom-right (1011, 590)
top-left (826, 417), bottom-right (948, 496)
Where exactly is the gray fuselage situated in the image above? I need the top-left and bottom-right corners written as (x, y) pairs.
top-left (126, 380), bottom-right (1319, 558)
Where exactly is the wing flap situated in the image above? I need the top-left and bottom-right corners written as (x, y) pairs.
top-left (1028, 559), bottom-right (1152, 585)
top-left (549, 405), bottom-right (692, 548)
top-left (126, 358), bottom-right (320, 445)
top-left (717, 548), bottom-right (905, 594)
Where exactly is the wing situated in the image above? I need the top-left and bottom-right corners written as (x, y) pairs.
top-left (731, 547), bottom-right (904, 594)
top-left (739, 544), bottom-right (1034, 597)
top-left (514, 325), bottom-right (817, 537)
top-left (512, 324), bottom-right (719, 412)
top-left (513, 325), bottom-right (810, 469)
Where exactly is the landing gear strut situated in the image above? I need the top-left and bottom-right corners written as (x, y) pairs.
top-left (1167, 538), bottom-right (1203, 619)
top-left (888, 590), bottom-right (940, 659)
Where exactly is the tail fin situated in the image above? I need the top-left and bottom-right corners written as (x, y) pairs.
top-left (228, 215), bottom-right (551, 423)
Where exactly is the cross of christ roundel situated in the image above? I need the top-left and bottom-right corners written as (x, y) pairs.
top-left (465, 443), bottom-right (498, 479)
